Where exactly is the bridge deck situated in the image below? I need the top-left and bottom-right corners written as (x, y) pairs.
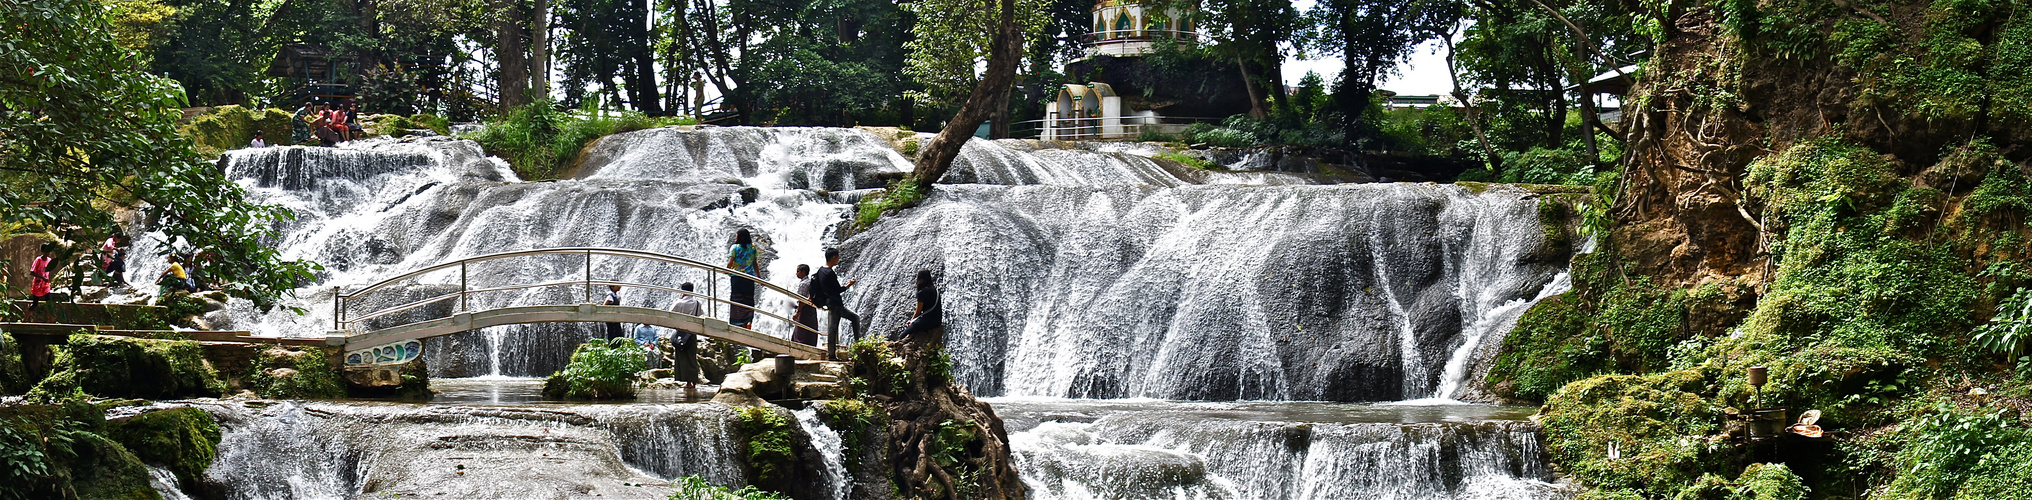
top-left (330, 304), bottom-right (826, 360)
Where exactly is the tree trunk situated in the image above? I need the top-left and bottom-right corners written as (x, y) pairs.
top-left (531, 0), bottom-right (550, 101)
top-left (989, 86), bottom-right (1011, 139)
top-left (1238, 55), bottom-right (1267, 119)
top-left (1442, 27), bottom-right (1500, 172)
top-left (496, 0), bottom-right (530, 109)
top-left (910, 0), bottom-right (1022, 184)
top-left (626, 0), bottom-right (662, 114)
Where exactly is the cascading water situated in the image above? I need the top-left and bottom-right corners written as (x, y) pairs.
top-left (838, 182), bottom-right (1568, 401)
top-left (176, 126), bottom-right (1578, 499)
top-left (997, 399), bottom-right (1571, 500)
top-left (190, 400), bottom-right (744, 499)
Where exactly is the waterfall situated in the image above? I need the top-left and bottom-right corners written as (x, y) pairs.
top-left (193, 401), bottom-right (745, 499)
top-left (147, 465), bottom-right (194, 500)
top-left (794, 407), bottom-right (852, 500)
top-left (998, 400), bottom-right (1573, 500)
top-left (201, 127), bottom-right (1568, 397)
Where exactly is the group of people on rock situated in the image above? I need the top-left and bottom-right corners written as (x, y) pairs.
top-left (288, 99), bottom-right (363, 147)
top-left (16, 236), bottom-right (206, 320)
top-left (597, 228), bottom-right (944, 380)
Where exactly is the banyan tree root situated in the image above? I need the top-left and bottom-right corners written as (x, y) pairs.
top-left (857, 339), bottom-right (1025, 500)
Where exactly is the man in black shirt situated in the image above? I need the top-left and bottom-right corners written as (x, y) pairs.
top-left (892, 270), bottom-right (942, 343)
top-left (813, 248), bottom-right (863, 354)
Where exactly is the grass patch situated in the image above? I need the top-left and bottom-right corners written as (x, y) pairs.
top-left (854, 178), bottom-right (927, 231)
top-left (1153, 151), bottom-right (1215, 170)
top-left (467, 101), bottom-right (694, 181)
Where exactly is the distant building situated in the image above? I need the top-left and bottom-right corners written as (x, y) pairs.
top-left (1044, 1), bottom-right (1250, 141)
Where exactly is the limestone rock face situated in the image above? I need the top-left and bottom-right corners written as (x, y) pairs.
top-left (712, 359), bottom-right (852, 406)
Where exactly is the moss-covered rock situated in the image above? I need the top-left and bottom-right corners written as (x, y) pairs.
top-left (1, 333), bottom-right (29, 395)
top-left (1736, 463), bottom-right (1807, 500)
top-left (342, 357), bottom-right (432, 400)
top-left (179, 104), bottom-right (295, 153)
top-left (0, 402), bottom-right (161, 500)
top-left (734, 405), bottom-right (798, 491)
top-left (246, 347), bottom-right (345, 399)
top-left (107, 407), bottom-right (220, 489)
top-left (27, 334), bottom-right (224, 401)
top-left (1540, 369), bottom-right (1727, 498)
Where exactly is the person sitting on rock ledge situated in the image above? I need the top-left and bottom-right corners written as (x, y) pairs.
top-left (891, 269), bottom-right (943, 343)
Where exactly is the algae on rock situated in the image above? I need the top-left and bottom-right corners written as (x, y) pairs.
top-left (107, 407), bottom-right (220, 490)
top-left (28, 334), bottom-right (224, 401)
top-left (246, 346), bottom-right (346, 399)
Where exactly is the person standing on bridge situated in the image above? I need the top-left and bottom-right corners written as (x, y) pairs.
top-left (792, 264), bottom-right (819, 346)
top-left (813, 248), bottom-right (863, 352)
top-left (726, 229), bottom-right (759, 329)
top-left (27, 244), bottom-right (56, 318)
top-left (603, 284), bottom-right (625, 340)
top-left (671, 282), bottom-right (704, 389)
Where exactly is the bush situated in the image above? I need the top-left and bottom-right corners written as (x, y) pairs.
top-left (0, 402), bottom-right (159, 500)
top-left (468, 101), bottom-right (691, 180)
top-left (668, 475), bottom-right (787, 500)
top-left (541, 340), bottom-right (644, 400)
top-left (1, 334), bottom-right (27, 395)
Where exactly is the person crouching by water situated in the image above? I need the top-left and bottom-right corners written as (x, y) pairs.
top-left (726, 229), bottom-right (759, 329)
top-left (670, 282), bottom-right (704, 390)
top-left (158, 255), bottom-right (195, 294)
top-left (813, 248), bottom-right (862, 354)
top-left (891, 270), bottom-right (943, 344)
top-left (603, 284), bottom-right (624, 340)
top-left (792, 264), bottom-right (820, 346)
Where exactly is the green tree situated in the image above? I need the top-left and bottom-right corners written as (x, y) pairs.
top-left (1303, 0), bottom-right (1461, 148)
top-left (2, 0), bottom-right (318, 308)
top-left (1199, 0), bottom-right (1302, 118)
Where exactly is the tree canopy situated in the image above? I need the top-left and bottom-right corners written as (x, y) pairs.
top-left (2, 0), bottom-right (318, 308)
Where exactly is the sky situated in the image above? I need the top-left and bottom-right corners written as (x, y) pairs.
top-left (1281, 0), bottom-right (1458, 96)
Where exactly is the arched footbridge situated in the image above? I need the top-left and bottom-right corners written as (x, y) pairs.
top-left (326, 247), bottom-right (830, 366)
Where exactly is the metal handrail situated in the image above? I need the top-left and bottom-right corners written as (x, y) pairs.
top-left (335, 247), bottom-right (827, 344)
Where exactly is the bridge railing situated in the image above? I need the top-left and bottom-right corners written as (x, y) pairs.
top-left (332, 247), bottom-right (829, 349)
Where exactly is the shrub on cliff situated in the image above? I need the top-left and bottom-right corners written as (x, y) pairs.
top-left (467, 101), bottom-right (691, 180)
top-left (541, 340), bottom-right (644, 400)
top-left (733, 406), bottom-right (796, 490)
top-left (27, 334), bottom-right (224, 401)
top-left (181, 104), bottom-right (294, 153)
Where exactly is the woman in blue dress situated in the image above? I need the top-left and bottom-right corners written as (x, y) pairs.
top-left (726, 228), bottom-right (759, 328)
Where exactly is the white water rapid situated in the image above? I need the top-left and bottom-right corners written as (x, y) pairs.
top-left (166, 127), bottom-right (1577, 499)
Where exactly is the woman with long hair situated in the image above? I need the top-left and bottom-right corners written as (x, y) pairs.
top-left (725, 228), bottom-right (759, 328)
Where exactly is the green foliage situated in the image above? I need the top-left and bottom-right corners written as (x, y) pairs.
top-left (815, 398), bottom-right (886, 471)
top-left (1, 334), bottom-right (28, 395)
top-left (541, 340), bottom-right (644, 400)
top-left (180, 105), bottom-right (296, 153)
top-left (1152, 151), bottom-right (1215, 170)
top-left (848, 338), bottom-right (912, 395)
top-left (926, 344), bottom-right (954, 385)
top-left (1952, 439), bottom-right (2032, 500)
top-left (1, 0), bottom-right (321, 310)
top-left (1486, 252), bottom-right (1691, 401)
top-left (469, 101), bottom-right (684, 180)
top-left (0, 402), bottom-right (158, 500)
top-left (106, 407), bottom-right (219, 489)
top-left (1539, 369), bottom-right (1727, 497)
top-left (734, 406), bottom-right (796, 490)
top-left (245, 347), bottom-right (347, 399)
top-left (668, 475), bottom-right (789, 500)
top-left (1821, 0), bottom-right (2032, 124)
top-left (1882, 403), bottom-right (2032, 498)
top-left (854, 178), bottom-right (928, 230)
top-left (1736, 463), bottom-right (1808, 500)
top-left (28, 334), bottom-right (225, 402)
